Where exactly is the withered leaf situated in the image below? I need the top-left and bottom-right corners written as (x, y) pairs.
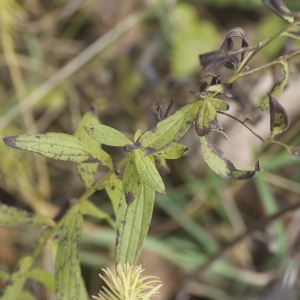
top-left (199, 135), bottom-right (261, 180)
top-left (199, 47), bottom-right (254, 72)
top-left (261, 0), bottom-right (298, 23)
top-left (269, 94), bottom-right (290, 138)
top-left (220, 27), bottom-right (249, 70)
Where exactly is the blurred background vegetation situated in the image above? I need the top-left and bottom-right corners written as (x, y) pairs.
top-left (1, 0), bottom-right (300, 299)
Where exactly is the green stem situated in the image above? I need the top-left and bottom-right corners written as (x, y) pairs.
top-left (264, 138), bottom-right (291, 151)
top-left (227, 21), bottom-right (297, 83)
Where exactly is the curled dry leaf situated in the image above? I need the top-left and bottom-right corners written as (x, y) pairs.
top-left (199, 46), bottom-right (254, 72)
top-left (269, 94), bottom-right (290, 138)
top-left (220, 27), bottom-right (249, 70)
top-left (261, 0), bottom-right (299, 23)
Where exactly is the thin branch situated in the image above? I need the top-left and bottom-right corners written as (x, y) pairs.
top-left (217, 111), bottom-right (265, 143)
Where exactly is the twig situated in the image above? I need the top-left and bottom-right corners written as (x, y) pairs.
top-left (217, 111), bottom-right (265, 143)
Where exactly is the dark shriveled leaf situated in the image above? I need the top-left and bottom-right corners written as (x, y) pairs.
top-left (269, 94), bottom-right (290, 138)
top-left (220, 27), bottom-right (249, 70)
top-left (199, 135), bottom-right (261, 180)
top-left (261, 0), bottom-right (298, 23)
top-left (199, 47), bottom-right (254, 72)
top-left (289, 143), bottom-right (300, 159)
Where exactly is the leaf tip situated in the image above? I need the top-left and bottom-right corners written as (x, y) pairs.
top-left (3, 136), bottom-right (17, 148)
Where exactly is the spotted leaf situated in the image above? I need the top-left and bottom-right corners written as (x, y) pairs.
top-left (200, 135), bottom-right (261, 180)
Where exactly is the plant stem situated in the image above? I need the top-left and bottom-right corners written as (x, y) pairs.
top-left (227, 21), bottom-right (297, 83)
top-left (217, 111), bottom-right (265, 143)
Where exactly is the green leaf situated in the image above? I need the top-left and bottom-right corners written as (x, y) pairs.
top-left (134, 150), bottom-right (165, 194)
top-left (0, 256), bottom-right (33, 300)
top-left (85, 124), bottom-right (132, 146)
top-left (195, 100), bottom-right (217, 136)
top-left (260, 60), bottom-right (288, 108)
top-left (207, 97), bottom-right (230, 111)
top-left (206, 84), bottom-right (233, 99)
top-left (105, 175), bottom-right (123, 216)
top-left (74, 106), bottom-right (100, 188)
top-left (134, 101), bottom-right (199, 154)
top-left (29, 268), bottom-right (55, 293)
top-left (155, 143), bottom-right (188, 159)
top-left (3, 133), bottom-right (112, 167)
top-left (200, 135), bottom-right (261, 180)
top-left (55, 205), bottom-right (84, 300)
top-left (0, 204), bottom-right (55, 227)
top-left (116, 155), bottom-right (155, 264)
top-left (261, 0), bottom-right (295, 23)
top-left (269, 94), bottom-right (290, 138)
top-left (80, 200), bottom-right (114, 226)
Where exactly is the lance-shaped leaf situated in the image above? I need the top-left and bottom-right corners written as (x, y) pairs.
top-left (133, 101), bottom-right (199, 154)
top-left (269, 94), bottom-right (290, 138)
top-left (0, 256), bottom-right (33, 300)
top-left (105, 175), bottom-right (123, 216)
top-left (220, 27), bottom-right (249, 70)
top-left (55, 205), bottom-right (84, 300)
top-left (195, 101), bottom-right (217, 136)
top-left (260, 60), bottom-right (289, 108)
top-left (0, 204), bottom-right (55, 227)
top-left (116, 157), bottom-right (155, 264)
top-left (155, 143), bottom-right (188, 159)
top-left (85, 124), bottom-right (132, 146)
top-left (74, 106), bottom-right (100, 188)
top-left (199, 135), bottom-right (261, 180)
top-left (3, 133), bottom-right (112, 167)
top-left (289, 143), bottom-right (300, 159)
top-left (207, 97), bottom-right (230, 111)
top-left (262, 0), bottom-right (297, 23)
top-left (134, 150), bottom-right (165, 194)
